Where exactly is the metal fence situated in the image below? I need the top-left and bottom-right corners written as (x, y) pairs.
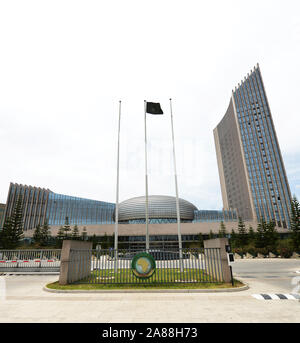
top-left (68, 247), bottom-right (224, 284)
top-left (0, 250), bottom-right (61, 272)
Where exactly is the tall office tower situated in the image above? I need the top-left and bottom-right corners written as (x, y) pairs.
top-left (214, 64), bottom-right (291, 228)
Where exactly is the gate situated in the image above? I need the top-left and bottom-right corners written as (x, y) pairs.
top-left (67, 247), bottom-right (224, 284)
top-left (0, 250), bottom-right (61, 272)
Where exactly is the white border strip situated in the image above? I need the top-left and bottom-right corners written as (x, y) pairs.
top-left (252, 294), bottom-right (265, 300)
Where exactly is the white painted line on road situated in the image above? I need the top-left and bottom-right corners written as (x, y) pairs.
top-left (285, 294), bottom-right (296, 300)
top-left (252, 294), bottom-right (265, 300)
top-left (252, 294), bottom-right (299, 300)
top-left (269, 294), bottom-right (280, 300)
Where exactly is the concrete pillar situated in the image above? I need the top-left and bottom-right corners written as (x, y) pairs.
top-left (204, 238), bottom-right (231, 283)
top-left (59, 240), bottom-right (93, 285)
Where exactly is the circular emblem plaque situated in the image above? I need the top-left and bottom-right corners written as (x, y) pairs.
top-left (131, 252), bottom-right (156, 279)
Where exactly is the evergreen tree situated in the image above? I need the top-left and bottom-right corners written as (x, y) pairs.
top-left (1, 217), bottom-right (13, 248)
top-left (71, 225), bottom-right (80, 240)
top-left (265, 221), bottom-right (279, 251)
top-left (81, 226), bottom-right (88, 241)
top-left (218, 221), bottom-right (227, 238)
top-left (33, 224), bottom-right (43, 245)
top-left (248, 226), bottom-right (256, 244)
top-left (198, 233), bottom-right (204, 248)
top-left (237, 217), bottom-right (248, 247)
top-left (209, 230), bottom-right (214, 240)
top-left (230, 229), bottom-right (237, 249)
top-left (41, 220), bottom-right (51, 246)
top-left (290, 196), bottom-right (300, 252)
top-left (56, 226), bottom-right (65, 244)
top-left (255, 220), bottom-right (267, 248)
top-left (90, 234), bottom-right (98, 249)
top-left (101, 232), bottom-right (108, 249)
top-left (110, 233), bottom-right (115, 248)
top-left (63, 216), bottom-right (71, 238)
top-left (0, 194), bottom-right (24, 248)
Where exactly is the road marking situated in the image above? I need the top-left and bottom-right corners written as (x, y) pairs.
top-left (275, 294), bottom-right (287, 300)
top-left (252, 294), bottom-right (265, 300)
top-left (252, 294), bottom-right (300, 300)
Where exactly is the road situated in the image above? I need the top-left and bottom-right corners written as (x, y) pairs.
top-left (0, 259), bottom-right (299, 323)
top-left (232, 258), bottom-right (300, 292)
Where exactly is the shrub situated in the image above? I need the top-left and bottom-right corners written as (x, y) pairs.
top-left (277, 247), bottom-right (293, 258)
top-left (246, 246), bottom-right (257, 257)
top-left (266, 245), bottom-right (279, 256)
top-left (276, 238), bottom-right (293, 250)
top-left (256, 247), bottom-right (268, 257)
top-left (233, 248), bottom-right (244, 257)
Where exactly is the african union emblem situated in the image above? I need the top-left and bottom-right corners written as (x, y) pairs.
top-left (131, 252), bottom-right (156, 279)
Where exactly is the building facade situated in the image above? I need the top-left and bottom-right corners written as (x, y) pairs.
top-left (2, 183), bottom-right (115, 231)
top-left (2, 183), bottom-right (238, 233)
top-left (214, 64), bottom-right (291, 228)
top-left (0, 203), bottom-right (5, 228)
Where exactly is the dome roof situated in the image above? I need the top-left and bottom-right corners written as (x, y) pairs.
top-left (117, 195), bottom-right (198, 222)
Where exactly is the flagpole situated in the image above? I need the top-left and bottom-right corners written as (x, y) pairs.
top-left (114, 100), bottom-right (121, 272)
top-left (169, 98), bottom-right (183, 270)
top-left (144, 100), bottom-right (150, 252)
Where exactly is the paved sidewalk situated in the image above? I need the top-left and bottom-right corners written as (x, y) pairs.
top-left (0, 275), bottom-right (299, 323)
top-left (0, 259), bottom-right (299, 323)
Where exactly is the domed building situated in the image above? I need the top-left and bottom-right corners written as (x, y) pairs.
top-left (4, 182), bottom-right (256, 249)
top-left (117, 195), bottom-right (198, 224)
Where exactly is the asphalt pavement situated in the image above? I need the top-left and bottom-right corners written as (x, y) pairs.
top-left (232, 258), bottom-right (300, 293)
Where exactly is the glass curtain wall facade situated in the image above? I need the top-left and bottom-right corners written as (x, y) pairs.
top-left (3, 183), bottom-right (50, 231)
top-left (0, 203), bottom-right (6, 228)
top-left (47, 192), bottom-right (115, 225)
top-left (193, 209), bottom-right (237, 222)
top-left (214, 65), bottom-right (291, 228)
top-left (3, 183), bottom-right (115, 230)
top-left (3, 183), bottom-right (238, 231)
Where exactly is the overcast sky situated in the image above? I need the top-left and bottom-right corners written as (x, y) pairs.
top-left (0, 0), bottom-right (299, 209)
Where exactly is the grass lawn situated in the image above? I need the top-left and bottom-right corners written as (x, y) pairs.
top-left (85, 268), bottom-right (217, 283)
top-left (46, 280), bottom-right (244, 290)
top-left (46, 267), bottom-right (244, 290)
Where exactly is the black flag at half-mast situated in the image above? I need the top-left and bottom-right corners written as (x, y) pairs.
top-left (146, 102), bottom-right (163, 115)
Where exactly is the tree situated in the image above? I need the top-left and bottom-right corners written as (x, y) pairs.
top-left (255, 220), bottom-right (267, 248)
top-left (198, 233), bottom-right (204, 248)
top-left (90, 234), bottom-right (98, 249)
top-left (71, 225), bottom-right (80, 240)
top-left (218, 221), bottom-right (227, 238)
top-left (81, 226), bottom-right (88, 241)
top-left (290, 196), bottom-right (300, 252)
top-left (56, 226), bottom-right (65, 247)
top-left (209, 230), bottom-right (214, 240)
top-left (0, 194), bottom-right (24, 249)
top-left (248, 226), bottom-right (256, 244)
top-left (264, 221), bottom-right (279, 251)
top-left (101, 232), bottom-right (109, 249)
top-left (33, 224), bottom-right (43, 245)
top-left (40, 220), bottom-right (51, 246)
top-left (230, 229), bottom-right (237, 249)
top-left (237, 217), bottom-right (248, 247)
top-left (63, 216), bottom-right (71, 238)
top-left (1, 217), bottom-right (14, 248)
